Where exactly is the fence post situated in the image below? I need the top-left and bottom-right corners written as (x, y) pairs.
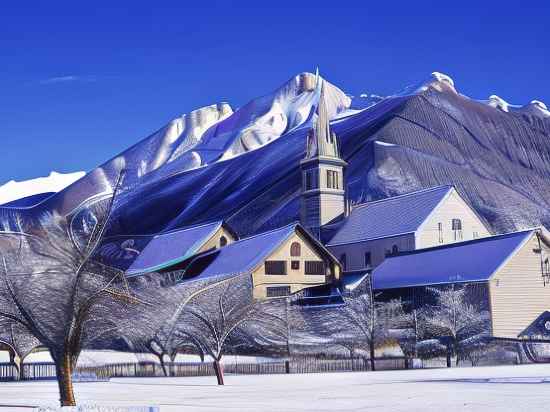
top-left (285, 360), bottom-right (290, 374)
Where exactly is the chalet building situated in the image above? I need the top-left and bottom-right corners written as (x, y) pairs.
top-left (182, 223), bottom-right (341, 299)
top-left (126, 220), bottom-right (341, 300)
top-left (373, 228), bottom-right (550, 339)
top-left (324, 186), bottom-right (491, 271)
top-left (125, 220), bottom-right (237, 277)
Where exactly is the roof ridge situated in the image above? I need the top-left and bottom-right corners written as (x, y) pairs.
top-left (154, 220), bottom-right (222, 237)
top-left (388, 229), bottom-right (535, 258)
top-left (235, 221), bottom-right (298, 243)
top-left (353, 185), bottom-right (454, 210)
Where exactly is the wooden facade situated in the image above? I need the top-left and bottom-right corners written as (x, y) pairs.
top-left (375, 230), bottom-right (550, 339)
top-left (252, 228), bottom-right (341, 299)
top-left (489, 231), bottom-right (550, 338)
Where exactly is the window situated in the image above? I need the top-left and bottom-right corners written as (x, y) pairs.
top-left (326, 170), bottom-right (339, 189)
top-left (392, 245), bottom-right (399, 255)
top-left (265, 260), bottom-right (286, 275)
top-left (438, 222), bottom-right (443, 243)
top-left (364, 252), bottom-right (372, 268)
top-left (291, 260), bottom-right (300, 270)
top-left (473, 231), bottom-right (479, 239)
top-left (304, 170), bottom-right (318, 190)
top-left (266, 286), bottom-right (291, 298)
top-left (339, 253), bottom-right (347, 271)
top-left (219, 236), bottom-right (228, 247)
top-left (452, 218), bottom-right (463, 240)
top-left (305, 261), bottom-right (325, 275)
top-left (290, 242), bottom-right (301, 257)
top-left (543, 258), bottom-right (550, 286)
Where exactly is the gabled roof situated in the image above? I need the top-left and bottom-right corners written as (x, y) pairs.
top-left (373, 230), bottom-right (536, 290)
top-left (186, 222), bottom-right (339, 279)
top-left (327, 186), bottom-right (454, 246)
top-left (126, 221), bottom-right (225, 276)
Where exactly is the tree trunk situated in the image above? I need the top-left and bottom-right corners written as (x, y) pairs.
top-left (8, 351), bottom-right (21, 381)
top-left (158, 354), bottom-right (169, 377)
top-left (446, 349), bottom-right (452, 368)
top-left (369, 343), bottom-right (376, 372)
top-left (404, 357), bottom-right (409, 370)
top-left (55, 351), bottom-right (76, 406)
top-left (213, 359), bottom-right (224, 385)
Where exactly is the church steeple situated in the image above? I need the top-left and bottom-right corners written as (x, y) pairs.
top-left (300, 72), bottom-right (347, 240)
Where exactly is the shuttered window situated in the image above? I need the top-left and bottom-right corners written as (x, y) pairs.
top-left (266, 286), bottom-right (291, 297)
top-left (265, 260), bottom-right (286, 275)
top-left (305, 261), bottom-right (325, 275)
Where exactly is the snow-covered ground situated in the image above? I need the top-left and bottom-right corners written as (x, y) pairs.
top-left (1, 364), bottom-right (550, 411)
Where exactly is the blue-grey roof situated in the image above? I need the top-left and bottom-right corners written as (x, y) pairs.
top-left (327, 186), bottom-right (454, 246)
top-left (194, 223), bottom-right (298, 278)
top-left (126, 221), bottom-right (223, 276)
top-left (373, 230), bottom-right (534, 290)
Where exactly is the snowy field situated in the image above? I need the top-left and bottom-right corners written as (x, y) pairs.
top-left (1, 364), bottom-right (550, 411)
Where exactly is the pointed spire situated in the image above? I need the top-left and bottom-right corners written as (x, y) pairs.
top-left (304, 77), bottom-right (341, 160)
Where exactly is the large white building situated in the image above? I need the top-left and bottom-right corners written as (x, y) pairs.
top-left (298, 81), bottom-right (491, 273)
top-left (325, 186), bottom-right (492, 271)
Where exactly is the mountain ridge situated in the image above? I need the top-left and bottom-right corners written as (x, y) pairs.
top-left (1, 72), bottom-right (549, 252)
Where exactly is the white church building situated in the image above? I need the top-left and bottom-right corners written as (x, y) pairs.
top-left (298, 78), bottom-right (492, 274)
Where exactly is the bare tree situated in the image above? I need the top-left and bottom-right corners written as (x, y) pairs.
top-left (382, 299), bottom-right (418, 369)
top-left (0, 318), bottom-right (40, 379)
top-left (0, 171), bottom-right (151, 406)
top-left (172, 274), bottom-right (283, 385)
top-left (118, 272), bottom-right (214, 377)
top-left (335, 277), bottom-right (385, 371)
top-left (418, 284), bottom-right (490, 367)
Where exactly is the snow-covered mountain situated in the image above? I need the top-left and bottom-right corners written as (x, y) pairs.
top-left (2, 71), bottom-right (550, 247)
top-left (0, 171), bottom-right (85, 206)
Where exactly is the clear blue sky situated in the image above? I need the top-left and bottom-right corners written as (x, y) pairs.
top-left (1, 1), bottom-right (548, 184)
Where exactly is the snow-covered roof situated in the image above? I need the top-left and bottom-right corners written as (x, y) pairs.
top-left (187, 222), bottom-right (339, 280)
top-left (372, 230), bottom-right (535, 290)
top-left (188, 223), bottom-right (298, 279)
top-left (126, 221), bottom-right (224, 276)
top-left (327, 186), bottom-right (454, 246)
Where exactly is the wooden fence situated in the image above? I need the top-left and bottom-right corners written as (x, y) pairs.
top-left (0, 357), bottom-right (408, 381)
top-left (0, 355), bottom-right (516, 381)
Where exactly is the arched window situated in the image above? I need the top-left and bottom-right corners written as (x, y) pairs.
top-left (219, 236), bottom-right (228, 247)
top-left (290, 242), bottom-right (301, 257)
top-left (339, 253), bottom-right (347, 271)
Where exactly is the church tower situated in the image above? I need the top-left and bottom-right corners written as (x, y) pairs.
top-left (300, 74), bottom-right (347, 239)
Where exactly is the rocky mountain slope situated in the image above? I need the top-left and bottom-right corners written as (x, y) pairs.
top-left (2, 72), bottom-right (550, 257)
